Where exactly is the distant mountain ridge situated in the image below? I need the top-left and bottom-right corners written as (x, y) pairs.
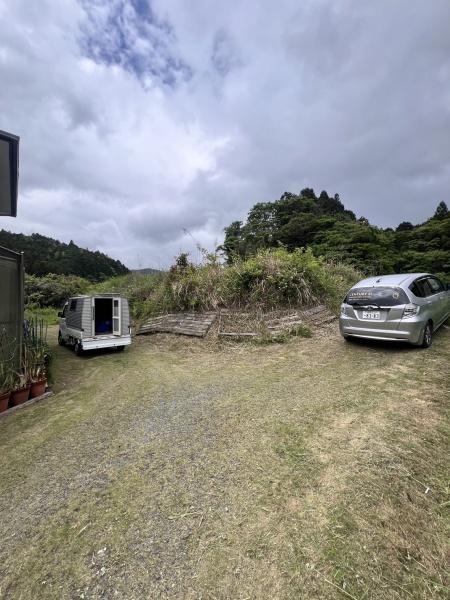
top-left (0, 230), bottom-right (129, 282)
top-left (132, 267), bottom-right (163, 275)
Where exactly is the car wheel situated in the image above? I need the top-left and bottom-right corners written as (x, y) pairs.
top-left (421, 322), bottom-right (433, 348)
top-left (74, 341), bottom-right (84, 356)
top-left (58, 332), bottom-right (65, 346)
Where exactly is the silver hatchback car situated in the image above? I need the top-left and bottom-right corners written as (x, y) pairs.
top-left (339, 273), bottom-right (450, 347)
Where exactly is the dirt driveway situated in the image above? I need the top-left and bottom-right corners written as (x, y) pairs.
top-left (0, 324), bottom-right (448, 599)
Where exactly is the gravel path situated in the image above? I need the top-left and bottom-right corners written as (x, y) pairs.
top-left (0, 324), bottom-right (448, 599)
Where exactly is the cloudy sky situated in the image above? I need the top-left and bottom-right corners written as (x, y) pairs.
top-left (0, 0), bottom-right (449, 268)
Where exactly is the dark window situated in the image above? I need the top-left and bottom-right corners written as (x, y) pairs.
top-left (427, 277), bottom-right (443, 294)
top-left (61, 304), bottom-right (67, 318)
top-left (345, 286), bottom-right (409, 306)
top-left (69, 299), bottom-right (78, 311)
top-left (410, 279), bottom-right (432, 298)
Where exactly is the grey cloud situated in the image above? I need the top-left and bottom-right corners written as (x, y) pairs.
top-left (211, 29), bottom-right (242, 77)
top-left (1, 0), bottom-right (449, 267)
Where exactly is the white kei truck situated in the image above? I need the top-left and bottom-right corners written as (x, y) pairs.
top-left (58, 294), bottom-right (131, 355)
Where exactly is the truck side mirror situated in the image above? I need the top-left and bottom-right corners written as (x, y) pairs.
top-left (58, 311), bottom-right (63, 317)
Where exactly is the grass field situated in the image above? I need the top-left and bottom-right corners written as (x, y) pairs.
top-left (0, 323), bottom-right (448, 599)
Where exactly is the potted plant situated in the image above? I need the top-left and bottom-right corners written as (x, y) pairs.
top-left (29, 363), bottom-right (47, 399)
top-left (0, 328), bottom-right (17, 412)
top-left (25, 317), bottom-right (49, 399)
top-left (0, 365), bottom-right (14, 413)
top-left (10, 373), bottom-right (31, 406)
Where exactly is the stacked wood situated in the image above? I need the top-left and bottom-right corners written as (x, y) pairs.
top-left (137, 305), bottom-right (337, 340)
top-left (218, 305), bottom-right (337, 339)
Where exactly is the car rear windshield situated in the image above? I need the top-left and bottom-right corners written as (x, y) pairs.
top-left (345, 286), bottom-right (409, 306)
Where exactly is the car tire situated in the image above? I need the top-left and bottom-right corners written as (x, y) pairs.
top-left (343, 335), bottom-right (354, 343)
top-left (58, 332), bottom-right (65, 346)
top-left (421, 322), bottom-right (433, 348)
top-left (74, 341), bottom-right (84, 356)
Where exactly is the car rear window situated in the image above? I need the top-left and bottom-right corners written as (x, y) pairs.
top-left (345, 286), bottom-right (409, 306)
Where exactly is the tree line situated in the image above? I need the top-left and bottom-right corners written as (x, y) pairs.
top-left (0, 230), bottom-right (129, 282)
top-left (220, 189), bottom-right (449, 276)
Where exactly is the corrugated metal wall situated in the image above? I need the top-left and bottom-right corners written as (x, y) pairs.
top-left (0, 246), bottom-right (24, 370)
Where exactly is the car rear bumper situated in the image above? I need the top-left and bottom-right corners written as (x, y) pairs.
top-left (81, 335), bottom-right (132, 350)
top-left (339, 317), bottom-right (423, 344)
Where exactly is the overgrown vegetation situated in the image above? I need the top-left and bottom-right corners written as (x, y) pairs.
top-left (18, 189), bottom-right (449, 322)
top-left (25, 306), bottom-right (59, 326)
top-left (25, 273), bottom-right (90, 308)
top-left (81, 248), bottom-right (361, 321)
top-left (221, 189), bottom-right (450, 276)
top-left (90, 271), bottom-right (167, 319)
top-left (23, 248), bottom-right (360, 321)
top-left (0, 230), bottom-right (128, 281)
top-left (164, 248), bottom-right (360, 313)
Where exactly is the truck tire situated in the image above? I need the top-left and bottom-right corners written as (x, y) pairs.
top-left (116, 346), bottom-right (125, 352)
top-left (58, 332), bottom-right (65, 346)
top-left (74, 341), bottom-right (84, 356)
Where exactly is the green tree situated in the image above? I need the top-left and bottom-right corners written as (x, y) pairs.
top-left (220, 188), bottom-right (450, 276)
top-left (396, 221), bottom-right (413, 232)
top-left (0, 230), bottom-right (129, 281)
top-left (433, 201), bottom-right (448, 220)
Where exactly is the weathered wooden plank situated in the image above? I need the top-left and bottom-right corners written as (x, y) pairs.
top-left (218, 332), bottom-right (258, 338)
top-left (138, 312), bottom-right (217, 337)
top-left (300, 305), bottom-right (327, 318)
top-left (312, 315), bottom-right (337, 326)
top-left (0, 391), bottom-right (54, 418)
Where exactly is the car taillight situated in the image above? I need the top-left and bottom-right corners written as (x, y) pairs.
top-left (402, 304), bottom-right (420, 318)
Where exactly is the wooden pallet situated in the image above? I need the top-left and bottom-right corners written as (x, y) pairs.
top-left (137, 306), bottom-right (336, 340)
top-left (138, 312), bottom-right (217, 338)
top-left (218, 305), bottom-right (337, 339)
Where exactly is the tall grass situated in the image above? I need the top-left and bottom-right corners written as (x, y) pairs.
top-left (92, 249), bottom-right (362, 321)
top-left (91, 272), bottom-right (168, 319)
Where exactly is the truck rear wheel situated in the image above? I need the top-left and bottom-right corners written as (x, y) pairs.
top-left (74, 341), bottom-right (84, 356)
top-left (58, 332), bottom-right (65, 346)
top-left (116, 346), bottom-right (125, 352)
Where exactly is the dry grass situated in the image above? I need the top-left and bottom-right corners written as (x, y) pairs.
top-left (0, 324), bottom-right (448, 599)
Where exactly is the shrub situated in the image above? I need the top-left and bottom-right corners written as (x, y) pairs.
top-left (25, 274), bottom-right (90, 308)
top-left (25, 250), bottom-right (361, 322)
top-left (162, 248), bottom-right (361, 314)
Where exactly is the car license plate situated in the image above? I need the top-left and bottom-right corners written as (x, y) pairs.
top-left (362, 311), bottom-right (381, 320)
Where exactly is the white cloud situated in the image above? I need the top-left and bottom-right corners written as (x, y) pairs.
top-left (0, 0), bottom-right (449, 267)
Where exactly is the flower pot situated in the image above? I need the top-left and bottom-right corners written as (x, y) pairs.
top-left (10, 385), bottom-right (31, 407)
top-left (0, 391), bottom-right (10, 413)
top-left (30, 378), bottom-right (47, 399)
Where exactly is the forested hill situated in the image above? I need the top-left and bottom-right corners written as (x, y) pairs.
top-left (221, 189), bottom-right (450, 276)
top-left (0, 230), bottom-right (129, 281)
